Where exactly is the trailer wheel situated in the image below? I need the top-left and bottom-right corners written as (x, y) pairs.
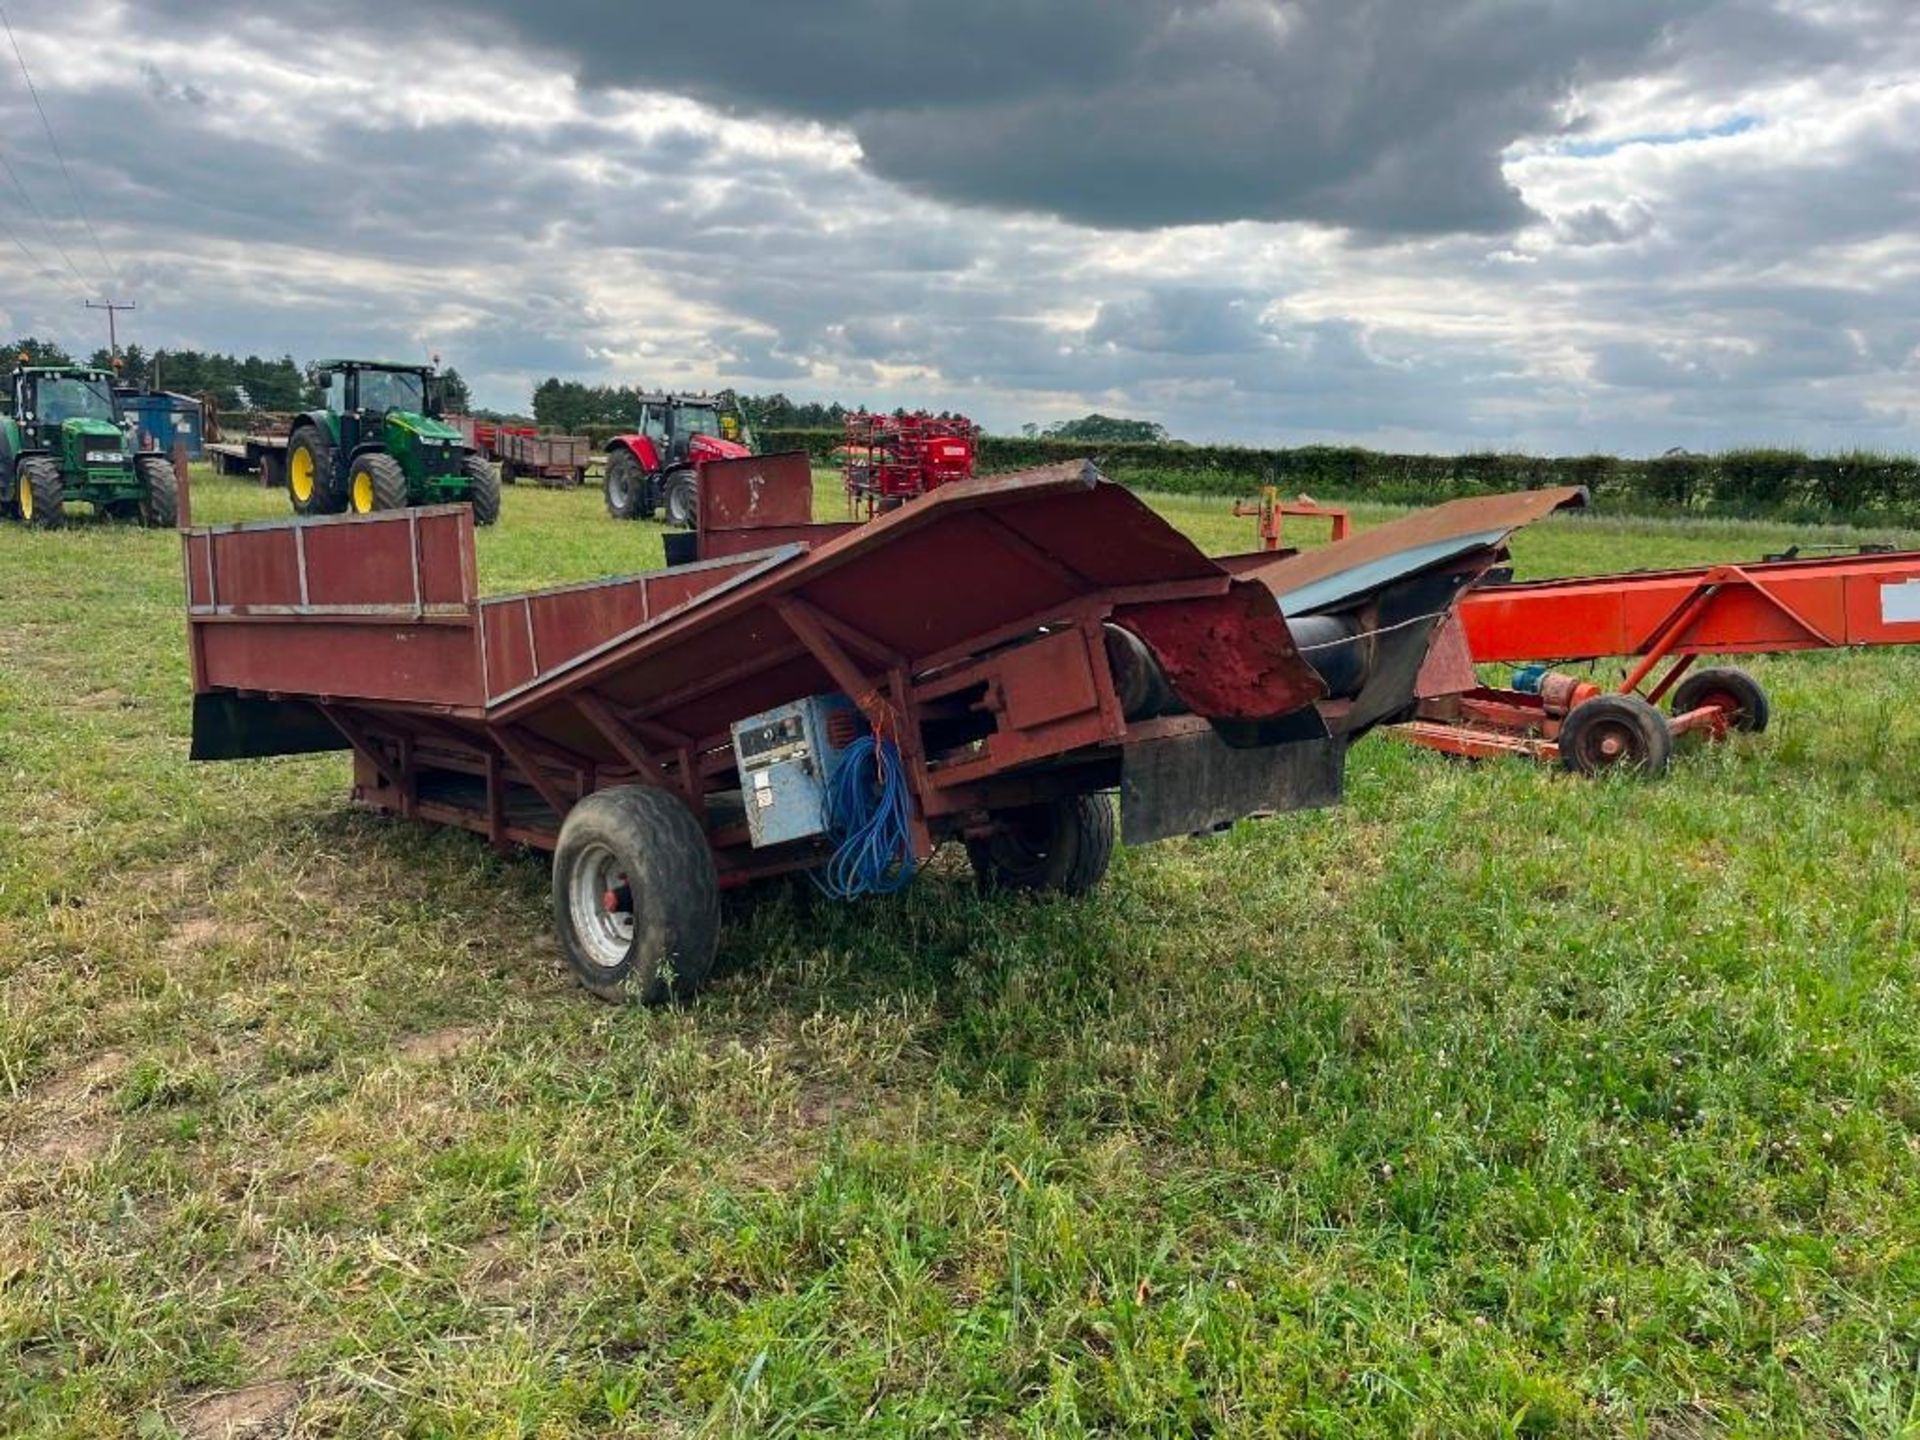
top-left (663, 467), bottom-right (698, 529)
top-left (347, 452), bottom-right (408, 515)
top-left (465, 453), bottom-right (502, 526)
top-left (967, 794), bottom-right (1115, 896)
top-left (17, 456), bottom-right (63, 529)
top-left (603, 449), bottom-right (646, 519)
top-left (498, 457), bottom-right (518, 485)
top-left (287, 428), bottom-right (337, 515)
top-left (1669, 666), bottom-right (1769, 734)
top-left (136, 455), bottom-right (177, 528)
top-left (552, 785), bottom-right (719, 1004)
top-left (1558, 694), bottom-right (1672, 777)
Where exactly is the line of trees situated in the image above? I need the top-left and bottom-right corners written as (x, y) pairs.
top-left (529, 378), bottom-right (1078, 436)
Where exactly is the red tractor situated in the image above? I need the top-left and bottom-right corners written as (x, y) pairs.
top-left (604, 393), bottom-right (751, 528)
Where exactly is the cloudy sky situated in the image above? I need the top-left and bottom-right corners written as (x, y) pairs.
top-left (0, 0), bottom-right (1915, 454)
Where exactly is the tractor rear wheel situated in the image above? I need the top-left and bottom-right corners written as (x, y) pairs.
top-left (967, 794), bottom-right (1115, 895)
top-left (465, 453), bottom-right (501, 526)
top-left (347, 452), bottom-right (408, 515)
top-left (17, 456), bottom-right (63, 529)
top-left (136, 455), bottom-right (178, 528)
top-left (552, 785), bottom-right (719, 1004)
top-left (1558, 694), bottom-right (1672, 777)
top-left (287, 428), bottom-right (337, 515)
top-left (1669, 666), bottom-right (1770, 734)
top-left (663, 467), bottom-right (698, 529)
top-left (604, 448), bottom-right (649, 519)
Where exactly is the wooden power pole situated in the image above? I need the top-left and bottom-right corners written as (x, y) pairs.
top-left (85, 298), bottom-right (135, 358)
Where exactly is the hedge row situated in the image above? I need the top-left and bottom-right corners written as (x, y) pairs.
top-left (761, 429), bottom-right (1920, 522)
top-left (214, 412), bottom-right (1920, 522)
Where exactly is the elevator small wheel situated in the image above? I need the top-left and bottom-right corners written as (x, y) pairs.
top-left (1559, 693), bottom-right (1673, 777)
top-left (1669, 666), bottom-right (1770, 734)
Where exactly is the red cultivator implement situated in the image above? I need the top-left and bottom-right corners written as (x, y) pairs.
top-left (1402, 546), bottom-right (1920, 774)
top-left (841, 412), bottom-right (977, 516)
top-left (183, 460), bottom-right (1580, 1001)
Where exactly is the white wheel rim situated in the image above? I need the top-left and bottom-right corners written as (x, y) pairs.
top-left (568, 841), bottom-right (634, 971)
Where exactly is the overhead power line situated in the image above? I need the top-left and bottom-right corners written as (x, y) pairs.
top-left (0, 136), bottom-right (92, 291)
top-left (0, 206), bottom-right (65, 286)
top-left (0, 2), bottom-right (117, 292)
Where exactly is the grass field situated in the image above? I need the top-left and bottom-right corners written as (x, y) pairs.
top-left (6, 470), bottom-right (1920, 1436)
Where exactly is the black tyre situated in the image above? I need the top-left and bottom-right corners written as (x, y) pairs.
top-left (136, 455), bottom-right (177, 528)
top-left (663, 467), bottom-right (698, 529)
top-left (1558, 693), bottom-right (1673, 777)
top-left (17, 456), bottom-right (63, 529)
top-left (465, 452), bottom-right (502, 526)
top-left (605, 448), bottom-right (649, 520)
top-left (499, 457), bottom-right (518, 485)
top-left (966, 794), bottom-right (1116, 895)
top-left (551, 785), bottom-right (720, 1004)
top-left (1669, 666), bottom-right (1769, 734)
top-left (287, 427), bottom-right (338, 515)
top-left (346, 451), bottom-right (408, 515)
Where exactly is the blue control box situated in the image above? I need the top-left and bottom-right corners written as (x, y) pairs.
top-left (729, 693), bottom-right (864, 848)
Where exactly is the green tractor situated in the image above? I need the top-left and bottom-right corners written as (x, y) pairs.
top-left (286, 360), bottom-right (499, 524)
top-left (1, 364), bottom-right (177, 529)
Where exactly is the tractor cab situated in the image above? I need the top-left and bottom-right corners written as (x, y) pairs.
top-left (317, 361), bottom-right (436, 456)
top-left (13, 366), bottom-right (123, 448)
top-left (635, 395), bottom-right (734, 465)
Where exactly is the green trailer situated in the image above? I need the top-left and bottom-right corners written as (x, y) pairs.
top-left (285, 360), bottom-right (499, 524)
top-left (1, 365), bottom-right (176, 528)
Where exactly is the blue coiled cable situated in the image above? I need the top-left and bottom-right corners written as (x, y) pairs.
top-left (813, 734), bottom-right (916, 898)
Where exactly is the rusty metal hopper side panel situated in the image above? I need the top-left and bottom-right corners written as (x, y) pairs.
top-left (479, 548), bottom-right (805, 702)
top-left (185, 506), bottom-right (486, 711)
top-left (493, 463), bottom-right (1319, 759)
top-left (1233, 487), bottom-right (1588, 616)
top-left (699, 451), bottom-right (817, 532)
top-left (195, 619), bottom-right (486, 710)
top-left (185, 506), bottom-right (477, 616)
top-left (698, 524), bottom-right (856, 560)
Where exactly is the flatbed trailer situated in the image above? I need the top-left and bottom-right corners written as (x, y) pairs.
top-left (206, 433), bottom-right (291, 489)
top-left (184, 458), bottom-right (1580, 1001)
top-left (1401, 547), bottom-right (1920, 772)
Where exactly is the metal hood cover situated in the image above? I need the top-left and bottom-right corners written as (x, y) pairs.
top-left (1241, 486), bottom-right (1589, 616)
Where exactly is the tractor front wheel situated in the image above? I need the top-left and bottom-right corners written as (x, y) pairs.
top-left (347, 452), bottom-right (408, 515)
top-left (1670, 666), bottom-right (1770, 734)
top-left (17, 456), bottom-right (64, 529)
top-left (552, 785), bottom-right (719, 1003)
top-left (1558, 694), bottom-right (1673, 777)
top-left (287, 429), bottom-right (337, 515)
top-left (604, 448), bottom-right (649, 520)
top-left (465, 453), bottom-right (501, 526)
top-left (967, 795), bottom-right (1115, 895)
top-left (136, 455), bottom-right (178, 528)
top-left (663, 467), bottom-right (698, 529)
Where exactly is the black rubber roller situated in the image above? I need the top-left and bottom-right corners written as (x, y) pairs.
top-left (1287, 613), bottom-right (1367, 699)
top-left (1103, 624), bottom-right (1179, 720)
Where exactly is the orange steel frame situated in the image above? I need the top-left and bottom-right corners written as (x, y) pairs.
top-left (1402, 548), bottom-right (1920, 762)
top-left (1231, 488), bottom-right (1352, 553)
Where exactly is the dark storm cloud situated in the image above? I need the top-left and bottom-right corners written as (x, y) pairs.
top-left (436, 0), bottom-right (1721, 235)
top-left (137, 0), bottom-right (1721, 236)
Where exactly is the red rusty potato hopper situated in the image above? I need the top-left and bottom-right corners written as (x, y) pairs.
top-left (183, 459), bottom-right (1581, 1001)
